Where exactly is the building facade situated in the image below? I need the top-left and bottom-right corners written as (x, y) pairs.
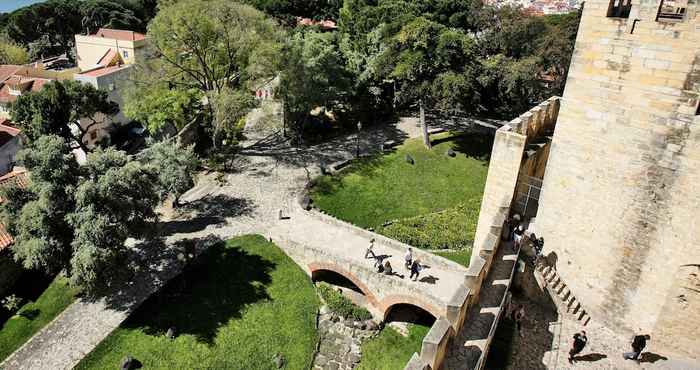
top-left (74, 28), bottom-right (146, 71)
top-left (532, 0), bottom-right (699, 358)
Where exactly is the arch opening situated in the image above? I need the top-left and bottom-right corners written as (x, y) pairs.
top-left (384, 303), bottom-right (437, 327)
top-left (311, 269), bottom-right (366, 296)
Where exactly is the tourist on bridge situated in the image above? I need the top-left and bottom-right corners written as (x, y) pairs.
top-left (623, 334), bottom-right (651, 362)
top-left (410, 260), bottom-right (421, 281)
top-left (513, 225), bottom-right (525, 251)
top-left (383, 261), bottom-right (393, 276)
top-left (405, 248), bottom-right (413, 269)
top-left (568, 330), bottom-right (588, 363)
top-left (365, 238), bottom-right (377, 259)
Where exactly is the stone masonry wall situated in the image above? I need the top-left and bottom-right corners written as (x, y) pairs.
top-left (534, 0), bottom-right (700, 359)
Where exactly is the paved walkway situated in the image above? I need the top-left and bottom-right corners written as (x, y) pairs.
top-left (444, 242), bottom-right (519, 370)
top-left (501, 265), bottom-right (700, 370)
top-left (0, 118), bottom-right (473, 370)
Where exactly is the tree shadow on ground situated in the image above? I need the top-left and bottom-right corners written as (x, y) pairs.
top-left (431, 131), bottom-right (495, 162)
top-left (159, 194), bottom-right (255, 236)
top-left (0, 269), bottom-right (55, 326)
top-left (121, 241), bottom-right (275, 345)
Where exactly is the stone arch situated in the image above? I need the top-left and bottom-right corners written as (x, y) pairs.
top-left (380, 294), bottom-right (443, 322)
top-left (308, 261), bottom-right (380, 308)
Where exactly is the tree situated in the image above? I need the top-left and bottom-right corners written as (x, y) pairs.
top-left (374, 17), bottom-right (477, 148)
top-left (11, 80), bottom-right (119, 152)
top-left (0, 136), bottom-right (198, 292)
top-left (210, 88), bottom-right (255, 148)
top-left (0, 34), bottom-right (29, 65)
top-left (143, 0), bottom-right (283, 147)
top-left (123, 83), bottom-right (203, 136)
top-left (81, 0), bottom-right (143, 35)
top-left (6, 136), bottom-right (79, 274)
top-left (279, 30), bottom-right (352, 137)
top-left (139, 141), bottom-right (199, 206)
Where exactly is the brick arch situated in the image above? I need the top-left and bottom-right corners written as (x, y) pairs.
top-left (308, 261), bottom-right (381, 308)
top-left (380, 294), bottom-right (443, 322)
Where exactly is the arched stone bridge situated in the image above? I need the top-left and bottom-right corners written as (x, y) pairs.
top-left (269, 209), bottom-right (472, 328)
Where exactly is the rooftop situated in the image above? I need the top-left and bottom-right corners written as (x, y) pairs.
top-left (90, 28), bottom-right (146, 42)
top-left (0, 167), bottom-right (29, 251)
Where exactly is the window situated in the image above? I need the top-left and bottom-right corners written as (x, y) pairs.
top-left (123, 50), bottom-right (129, 58)
top-left (607, 0), bottom-right (632, 18)
top-left (657, 0), bottom-right (687, 21)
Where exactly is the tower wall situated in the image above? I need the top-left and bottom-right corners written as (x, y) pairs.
top-left (535, 0), bottom-right (700, 358)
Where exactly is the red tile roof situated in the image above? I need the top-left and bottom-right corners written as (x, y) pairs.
top-left (78, 64), bottom-right (129, 78)
top-left (0, 77), bottom-right (52, 104)
top-left (92, 28), bottom-right (146, 42)
top-left (0, 168), bottom-right (29, 251)
top-left (0, 65), bottom-right (22, 83)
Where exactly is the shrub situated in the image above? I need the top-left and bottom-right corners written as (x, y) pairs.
top-left (376, 197), bottom-right (481, 250)
top-left (2, 294), bottom-right (24, 313)
top-left (317, 282), bottom-right (372, 321)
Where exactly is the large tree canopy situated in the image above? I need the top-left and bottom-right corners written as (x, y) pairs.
top-left (11, 80), bottom-right (119, 152)
top-left (123, 0), bottom-right (283, 148)
top-left (0, 136), bottom-right (198, 292)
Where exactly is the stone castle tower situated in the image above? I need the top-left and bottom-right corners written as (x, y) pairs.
top-left (533, 0), bottom-right (700, 358)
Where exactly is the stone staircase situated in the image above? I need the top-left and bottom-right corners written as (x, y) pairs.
top-left (536, 264), bottom-right (592, 326)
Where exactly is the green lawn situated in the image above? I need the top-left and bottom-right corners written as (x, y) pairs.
top-left (357, 324), bottom-right (431, 370)
top-left (0, 275), bottom-right (79, 361)
top-left (434, 249), bottom-right (473, 267)
top-left (312, 132), bottom-right (490, 254)
top-left (76, 235), bottom-right (320, 370)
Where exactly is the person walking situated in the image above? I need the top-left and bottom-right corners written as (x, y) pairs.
top-left (404, 248), bottom-right (413, 269)
top-left (623, 334), bottom-right (650, 362)
top-left (569, 330), bottom-right (588, 363)
top-left (511, 305), bottom-right (526, 337)
top-left (365, 238), bottom-right (376, 259)
top-left (410, 259), bottom-right (421, 281)
top-left (513, 225), bottom-right (525, 251)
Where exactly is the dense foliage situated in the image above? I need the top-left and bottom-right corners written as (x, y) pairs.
top-left (0, 136), bottom-right (198, 292)
top-left (11, 80), bottom-right (119, 152)
top-left (277, 0), bottom-right (581, 139)
top-left (317, 282), bottom-right (372, 321)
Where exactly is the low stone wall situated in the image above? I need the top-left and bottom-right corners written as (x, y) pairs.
top-left (307, 210), bottom-right (468, 276)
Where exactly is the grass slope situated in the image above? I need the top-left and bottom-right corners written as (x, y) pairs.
top-left (312, 132), bottom-right (490, 254)
top-left (76, 235), bottom-right (319, 370)
top-left (0, 276), bottom-right (79, 361)
top-left (357, 324), bottom-right (431, 370)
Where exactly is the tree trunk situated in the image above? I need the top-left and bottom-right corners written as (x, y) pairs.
top-left (419, 98), bottom-right (431, 149)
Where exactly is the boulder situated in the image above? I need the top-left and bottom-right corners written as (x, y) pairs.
top-left (273, 353), bottom-right (286, 368)
top-left (405, 154), bottom-right (415, 165)
top-left (166, 327), bottom-right (176, 339)
top-left (447, 148), bottom-right (456, 157)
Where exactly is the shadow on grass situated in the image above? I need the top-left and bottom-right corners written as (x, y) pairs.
top-left (121, 241), bottom-right (275, 345)
top-left (0, 269), bottom-right (54, 326)
top-left (431, 131), bottom-right (494, 161)
top-left (159, 194), bottom-right (255, 236)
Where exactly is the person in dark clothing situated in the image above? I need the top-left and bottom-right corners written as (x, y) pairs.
top-left (410, 260), bottom-right (421, 281)
top-left (511, 305), bottom-right (525, 337)
top-left (623, 334), bottom-right (651, 362)
top-left (569, 330), bottom-right (588, 363)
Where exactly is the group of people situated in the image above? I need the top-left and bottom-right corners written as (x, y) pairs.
top-left (364, 239), bottom-right (422, 281)
top-left (502, 215), bottom-right (653, 366)
top-left (568, 331), bottom-right (651, 364)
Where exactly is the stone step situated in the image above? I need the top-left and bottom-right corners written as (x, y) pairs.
top-left (572, 302), bottom-right (581, 314)
top-left (583, 316), bottom-right (591, 326)
top-left (578, 309), bottom-right (587, 321)
top-left (560, 288), bottom-right (571, 301)
top-left (556, 282), bottom-right (567, 295)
